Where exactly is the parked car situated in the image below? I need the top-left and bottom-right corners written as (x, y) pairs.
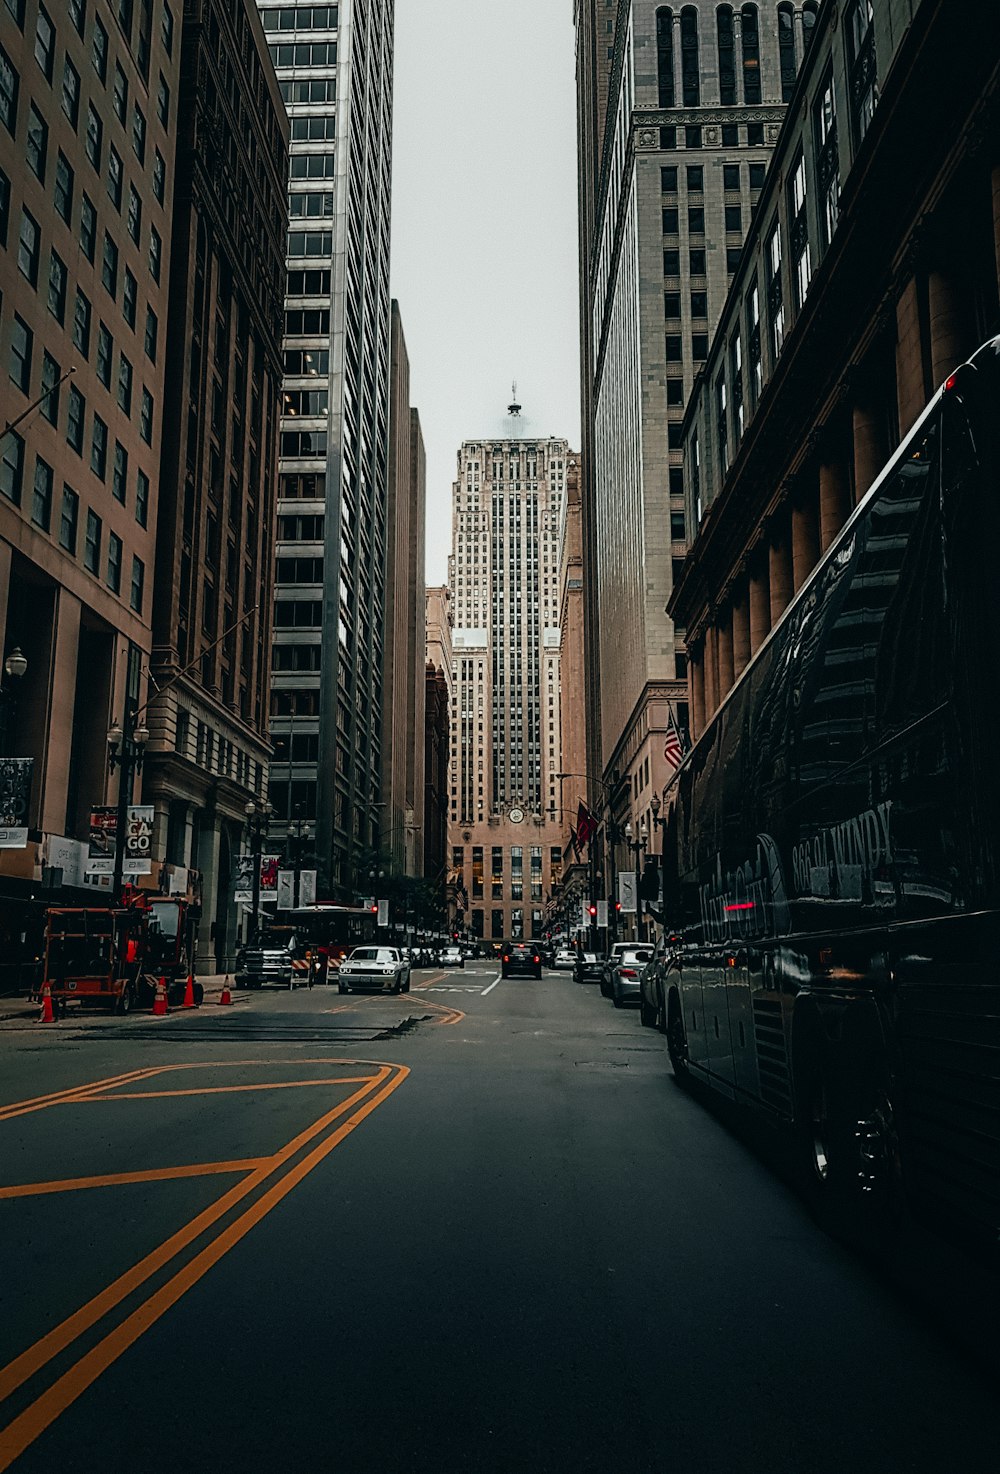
top-left (501, 942), bottom-right (542, 979)
top-left (607, 946), bottom-right (654, 1008)
top-left (440, 945), bottom-right (465, 968)
top-left (531, 941), bottom-right (554, 967)
top-left (599, 943), bottom-right (634, 997)
top-left (337, 946), bottom-right (411, 995)
top-left (574, 951), bottom-right (605, 985)
top-left (236, 929), bottom-right (303, 990)
top-left (553, 947), bottom-right (577, 971)
top-left (639, 934), bottom-right (676, 1028)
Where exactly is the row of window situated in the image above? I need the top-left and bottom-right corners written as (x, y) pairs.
top-left (260, 6), bottom-right (338, 32)
top-left (664, 246), bottom-right (743, 278)
top-left (661, 162), bottom-right (766, 194)
top-left (0, 435), bottom-right (145, 608)
top-left (655, 4), bottom-right (817, 110)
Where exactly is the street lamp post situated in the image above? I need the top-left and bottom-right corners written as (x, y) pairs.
top-left (106, 702), bottom-right (150, 904)
top-left (288, 803), bottom-right (314, 908)
top-left (0, 647), bottom-right (28, 756)
top-left (623, 819), bottom-right (649, 942)
top-left (244, 798), bottom-right (272, 938)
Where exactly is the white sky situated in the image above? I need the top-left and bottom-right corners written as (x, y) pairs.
top-left (390, 0), bottom-right (582, 584)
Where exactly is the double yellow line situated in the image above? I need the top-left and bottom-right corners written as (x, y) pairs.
top-left (0, 1062), bottom-right (408, 1468)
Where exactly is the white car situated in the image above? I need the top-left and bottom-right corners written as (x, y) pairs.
top-left (440, 946), bottom-right (465, 968)
top-left (338, 946), bottom-right (411, 995)
top-left (553, 948), bottom-right (577, 971)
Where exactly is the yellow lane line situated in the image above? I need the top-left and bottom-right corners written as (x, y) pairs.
top-left (0, 1067), bottom-right (166, 1124)
top-left (0, 1160), bottom-right (271, 1201)
top-left (0, 1067), bottom-right (392, 1409)
top-left (76, 1077), bottom-right (377, 1101)
top-left (0, 1065), bottom-right (409, 1472)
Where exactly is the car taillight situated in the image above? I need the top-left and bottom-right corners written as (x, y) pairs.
top-left (620, 968), bottom-right (638, 979)
top-left (533, 955), bottom-right (539, 964)
top-left (503, 954), bottom-right (509, 962)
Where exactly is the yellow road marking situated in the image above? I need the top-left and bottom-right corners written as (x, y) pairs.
top-left (0, 1067), bottom-right (165, 1124)
top-left (0, 1160), bottom-right (271, 1201)
top-left (0, 1067), bottom-right (392, 1410)
top-left (0, 1065), bottom-right (408, 1470)
top-left (76, 1076), bottom-right (377, 1101)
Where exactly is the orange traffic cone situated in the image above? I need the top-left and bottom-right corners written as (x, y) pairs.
top-left (218, 976), bottom-right (233, 1007)
top-left (153, 976), bottom-right (169, 1016)
top-left (182, 972), bottom-right (195, 1009)
top-left (39, 982), bottom-right (55, 1024)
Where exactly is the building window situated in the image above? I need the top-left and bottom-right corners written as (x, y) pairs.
top-left (132, 102), bottom-right (146, 162)
top-left (491, 846), bottom-right (503, 900)
top-left (716, 373), bottom-right (729, 477)
top-left (59, 485), bottom-right (79, 553)
top-left (72, 289), bottom-right (91, 356)
top-left (41, 351), bottom-right (60, 424)
top-left (777, 3), bottom-right (797, 100)
top-left (686, 164), bottom-right (703, 192)
top-left (67, 384), bottom-right (85, 451)
top-left (0, 431), bottom-right (24, 507)
top-left (0, 42), bottom-right (18, 137)
top-left (144, 306), bottom-right (158, 361)
top-left (127, 183), bottom-right (141, 242)
top-left (149, 224), bottom-right (161, 282)
top-left (680, 6), bottom-right (700, 105)
top-left (661, 165), bottom-right (677, 192)
top-left (97, 322), bottom-right (113, 386)
top-left (803, 0), bottom-right (818, 47)
top-left (26, 103), bottom-right (47, 181)
top-left (690, 247), bottom-right (706, 275)
top-left (685, 124), bottom-right (702, 149)
top-left (749, 161), bottom-right (767, 190)
top-left (847, 0), bottom-right (877, 144)
top-left (91, 414), bottom-right (108, 480)
top-left (80, 193), bottom-right (96, 260)
top-left (815, 71), bottom-right (840, 248)
top-left (656, 8), bottom-right (674, 108)
top-left (731, 330), bottom-right (745, 440)
top-left (741, 4), bottom-right (761, 104)
top-left (140, 388), bottom-right (153, 444)
top-left (670, 511), bottom-right (686, 541)
top-left (746, 278), bottom-right (762, 405)
top-left (723, 163), bottom-right (740, 191)
top-left (0, 166), bottom-right (8, 246)
top-left (69, 0), bottom-right (86, 36)
top-left (113, 63), bottom-right (128, 123)
top-left (135, 467), bottom-right (149, 526)
top-left (664, 292), bottom-right (681, 320)
top-left (84, 508), bottom-right (101, 573)
top-left (112, 440), bottom-right (128, 502)
top-left (789, 150), bottom-right (812, 308)
top-left (107, 531), bottom-right (123, 594)
top-left (102, 233), bottom-right (118, 296)
top-left (85, 103), bottom-right (102, 170)
top-left (54, 150), bottom-right (74, 220)
top-left (688, 206), bottom-right (705, 234)
top-left (663, 247), bottom-right (680, 276)
top-left (34, 3), bottom-right (54, 80)
top-left (152, 147), bottom-right (165, 203)
top-left (472, 846), bottom-right (484, 899)
top-left (123, 268), bottom-right (137, 327)
top-left (690, 290), bottom-right (707, 318)
top-left (18, 208), bottom-right (39, 285)
top-left (31, 455), bottom-right (52, 531)
top-left (726, 246), bottom-right (742, 273)
top-left (767, 222), bottom-right (785, 360)
top-left (130, 555), bottom-right (144, 612)
top-left (9, 314), bottom-right (32, 392)
top-left (92, 16), bottom-right (108, 80)
top-left (47, 249), bottom-right (67, 323)
top-left (717, 5), bottom-right (736, 105)
top-left (724, 204), bottom-right (742, 233)
top-left (117, 353), bottom-right (133, 415)
top-left (156, 72), bottom-right (170, 126)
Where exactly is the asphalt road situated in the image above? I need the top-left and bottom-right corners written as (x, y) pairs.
top-left (0, 965), bottom-right (996, 1473)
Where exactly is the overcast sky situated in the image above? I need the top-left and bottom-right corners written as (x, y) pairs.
top-left (390, 0), bottom-right (581, 584)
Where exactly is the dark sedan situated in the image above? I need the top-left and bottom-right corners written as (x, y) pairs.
top-left (574, 951), bottom-right (605, 984)
top-left (501, 942), bottom-right (542, 979)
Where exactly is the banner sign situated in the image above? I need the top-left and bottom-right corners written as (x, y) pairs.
top-left (377, 898), bottom-right (389, 928)
top-left (277, 871), bottom-right (295, 909)
top-left (618, 870), bottom-right (638, 914)
top-left (596, 899), bottom-right (608, 929)
top-left (124, 805), bottom-right (153, 875)
top-left (235, 854), bottom-right (280, 902)
top-left (260, 855), bottom-right (278, 897)
top-left (299, 869), bottom-right (317, 907)
top-left (0, 757), bottom-right (33, 848)
top-left (87, 807), bottom-right (118, 874)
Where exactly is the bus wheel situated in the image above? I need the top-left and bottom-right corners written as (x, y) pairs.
top-left (115, 981), bottom-right (135, 1017)
top-left (666, 992), bottom-right (689, 1082)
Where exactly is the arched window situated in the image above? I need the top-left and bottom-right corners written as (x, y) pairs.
top-left (717, 6), bottom-right (736, 106)
top-left (803, 0), bottom-right (818, 49)
top-left (778, 3), bottom-right (796, 101)
top-left (681, 7), bottom-right (700, 106)
top-left (741, 4), bottom-right (761, 104)
top-left (656, 8), bottom-right (675, 109)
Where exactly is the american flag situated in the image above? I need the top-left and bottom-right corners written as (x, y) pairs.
top-left (664, 705), bottom-right (685, 771)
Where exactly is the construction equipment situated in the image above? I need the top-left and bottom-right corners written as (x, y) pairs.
top-left (41, 895), bottom-right (199, 1016)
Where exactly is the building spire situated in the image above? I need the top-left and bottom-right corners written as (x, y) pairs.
top-left (508, 381), bottom-right (521, 418)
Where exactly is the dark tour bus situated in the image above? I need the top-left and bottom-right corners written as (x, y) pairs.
top-left (661, 337), bottom-right (1000, 1258)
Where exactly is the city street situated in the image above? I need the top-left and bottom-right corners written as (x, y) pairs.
top-left (0, 965), bottom-right (995, 1474)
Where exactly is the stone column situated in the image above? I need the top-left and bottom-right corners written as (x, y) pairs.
top-left (732, 587), bottom-right (751, 678)
top-left (38, 590), bottom-right (81, 836)
top-left (819, 456), bottom-right (851, 551)
top-left (852, 403), bottom-right (887, 503)
top-left (717, 610), bottom-right (735, 700)
top-left (769, 533), bottom-right (793, 626)
top-left (895, 278), bottom-right (926, 438)
top-left (195, 814), bottom-right (222, 976)
top-left (672, 13), bottom-right (683, 106)
top-left (703, 625), bottom-right (719, 726)
top-left (749, 557), bottom-right (770, 654)
top-left (791, 491), bottom-right (821, 593)
top-left (691, 646), bottom-right (706, 742)
top-left (928, 269), bottom-right (969, 390)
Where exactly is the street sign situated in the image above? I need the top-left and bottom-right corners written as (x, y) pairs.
top-left (596, 900), bottom-right (608, 928)
top-left (618, 870), bottom-right (638, 913)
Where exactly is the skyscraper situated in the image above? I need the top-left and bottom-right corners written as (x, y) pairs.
top-left (260, 0), bottom-right (395, 895)
top-left (575, 1), bottom-right (806, 837)
top-left (447, 410), bottom-right (577, 944)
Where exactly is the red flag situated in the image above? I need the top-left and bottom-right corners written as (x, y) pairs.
top-left (664, 705), bottom-right (684, 771)
top-left (576, 802), bottom-right (598, 848)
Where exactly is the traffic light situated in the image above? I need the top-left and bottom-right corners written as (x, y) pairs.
top-left (453, 931), bottom-right (459, 941)
top-left (588, 903), bottom-right (598, 919)
top-left (370, 903), bottom-right (378, 915)
top-left (615, 901), bottom-right (622, 913)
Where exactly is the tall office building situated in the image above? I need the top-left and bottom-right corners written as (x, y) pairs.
top-left (447, 412), bottom-right (577, 943)
top-left (260, 0), bottom-right (395, 895)
top-left (575, 2), bottom-right (809, 838)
